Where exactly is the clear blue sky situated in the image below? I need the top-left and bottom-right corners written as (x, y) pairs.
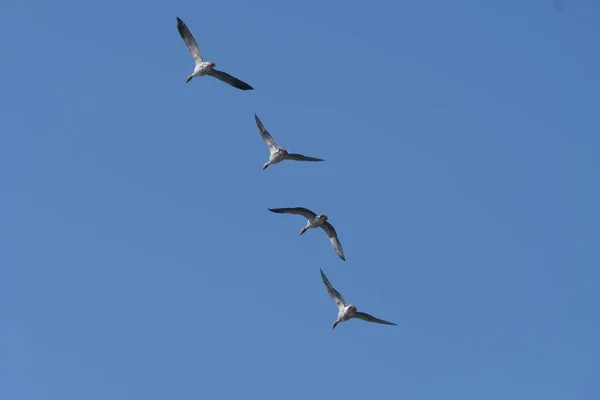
top-left (1, 1), bottom-right (599, 399)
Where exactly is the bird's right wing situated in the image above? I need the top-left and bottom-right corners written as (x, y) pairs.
top-left (268, 207), bottom-right (317, 220)
top-left (352, 312), bottom-right (397, 326)
top-left (321, 221), bottom-right (345, 261)
top-left (254, 114), bottom-right (278, 154)
top-left (320, 269), bottom-right (346, 312)
top-left (286, 153), bottom-right (325, 162)
top-left (176, 17), bottom-right (203, 65)
top-left (207, 69), bottom-right (254, 91)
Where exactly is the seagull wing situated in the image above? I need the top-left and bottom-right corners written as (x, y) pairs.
top-left (207, 69), bottom-right (253, 91)
top-left (286, 153), bottom-right (325, 162)
top-left (176, 17), bottom-right (203, 65)
top-left (321, 221), bottom-right (345, 261)
top-left (254, 114), bottom-right (278, 154)
top-left (268, 207), bottom-right (317, 220)
top-left (352, 311), bottom-right (397, 326)
top-left (320, 269), bottom-right (346, 312)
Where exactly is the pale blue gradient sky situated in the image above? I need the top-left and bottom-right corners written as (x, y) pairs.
top-left (1, 1), bottom-right (599, 399)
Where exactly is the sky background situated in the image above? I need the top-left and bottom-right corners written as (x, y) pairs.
top-left (1, 1), bottom-right (599, 399)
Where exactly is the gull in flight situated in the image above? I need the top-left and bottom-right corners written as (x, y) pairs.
top-left (176, 17), bottom-right (253, 90)
top-left (254, 114), bottom-right (324, 170)
top-left (268, 207), bottom-right (345, 261)
top-left (320, 269), bottom-right (397, 329)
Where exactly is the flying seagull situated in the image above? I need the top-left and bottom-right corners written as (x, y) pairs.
top-left (320, 269), bottom-right (397, 329)
top-left (268, 207), bottom-right (345, 261)
top-left (176, 17), bottom-right (253, 90)
top-left (254, 114), bottom-right (324, 170)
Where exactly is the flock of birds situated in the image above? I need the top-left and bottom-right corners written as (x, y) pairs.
top-left (177, 17), bottom-right (396, 329)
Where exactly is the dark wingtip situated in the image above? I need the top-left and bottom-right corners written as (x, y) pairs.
top-left (176, 17), bottom-right (183, 25)
top-left (230, 80), bottom-right (254, 91)
top-left (320, 269), bottom-right (328, 282)
top-left (340, 256), bottom-right (346, 261)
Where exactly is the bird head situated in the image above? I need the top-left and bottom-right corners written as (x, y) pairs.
top-left (319, 214), bottom-right (328, 221)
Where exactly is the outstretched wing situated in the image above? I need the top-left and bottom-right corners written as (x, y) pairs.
top-left (352, 311), bottom-right (396, 326)
top-left (320, 269), bottom-right (346, 312)
top-left (321, 221), bottom-right (345, 261)
top-left (176, 17), bottom-right (203, 65)
top-left (254, 114), bottom-right (277, 154)
top-left (207, 69), bottom-right (253, 90)
top-left (268, 207), bottom-right (317, 220)
top-left (286, 153), bottom-right (325, 162)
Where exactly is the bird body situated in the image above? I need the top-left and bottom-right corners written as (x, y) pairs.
top-left (300, 214), bottom-right (328, 235)
top-left (265, 148), bottom-right (288, 170)
top-left (187, 61), bottom-right (216, 83)
top-left (332, 305), bottom-right (358, 329)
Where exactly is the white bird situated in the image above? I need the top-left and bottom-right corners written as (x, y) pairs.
top-left (254, 114), bottom-right (324, 170)
top-left (320, 269), bottom-right (397, 329)
top-left (176, 17), bottom-right (253, 90)
top-left (268, 207), bottom-right (345, 261)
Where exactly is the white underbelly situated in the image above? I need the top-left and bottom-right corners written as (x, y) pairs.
top-left (270, 153), bottom-right (285, 164)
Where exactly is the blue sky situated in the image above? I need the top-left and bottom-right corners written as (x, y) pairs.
top-left (1, 1), bottom-right (599, 399)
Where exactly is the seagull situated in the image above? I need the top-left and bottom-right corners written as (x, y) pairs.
top-left (254, 114), bottom-right (324, 170)
top-left (176, 17), bottom-right (253, 90)
top-left (320, 269), bottom-right (397, 329)
top-left (268, 207), bottom-right (345, 261)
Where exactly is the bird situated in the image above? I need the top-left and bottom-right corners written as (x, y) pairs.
top-left (268, 207), bottom-right (345, 261)
top-left (320, 269), bottom-right (397, 329)
top-left (176, 17), bottom-right (253, 90)
top-left (254, 114), bottom-right (324, 170)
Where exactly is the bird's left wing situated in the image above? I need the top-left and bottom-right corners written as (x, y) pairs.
top-left (320, 269), bottom-right (346, 312)
top-left (176, 17), bottom-right (203, 65)
top-left (254, 114), bottom-right (278, 154)
top-left (268, 207), bottom-right (317, 220)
